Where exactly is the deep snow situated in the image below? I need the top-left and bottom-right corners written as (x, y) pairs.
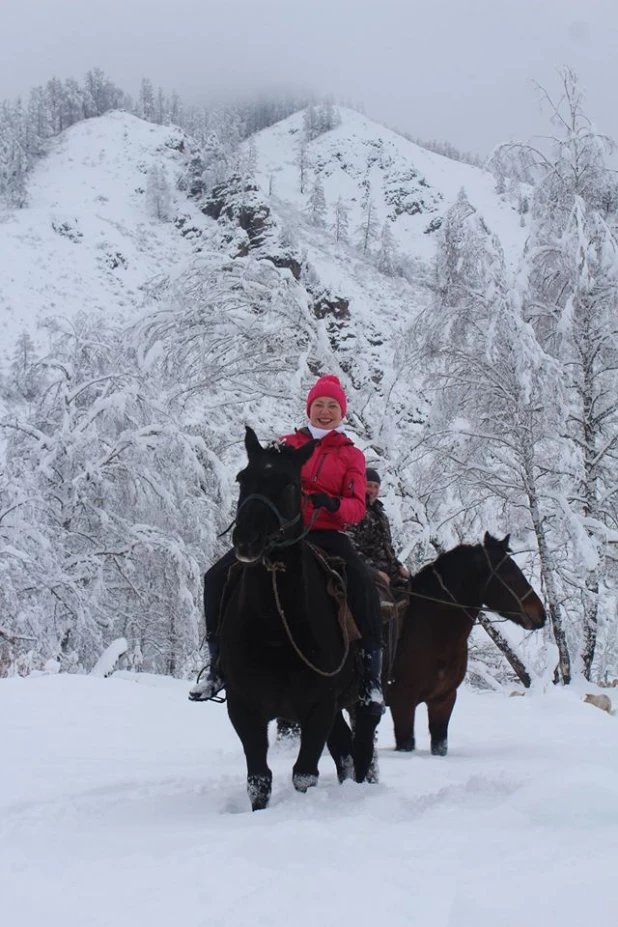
top-left (2, 673), bottom-right (618, 927)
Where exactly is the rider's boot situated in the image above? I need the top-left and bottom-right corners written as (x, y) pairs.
top-left (358, 648), bottom-right (386, 719)
top-left (188, 639), bottom-right (225, 702)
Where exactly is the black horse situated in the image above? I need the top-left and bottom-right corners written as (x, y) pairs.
top-left (219, 426), bottom-right (378, 811)
top-left (387, 533), bottom-right (546, 755)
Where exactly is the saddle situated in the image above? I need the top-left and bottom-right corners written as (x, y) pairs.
top-left (306, 542), bottom-right (362, 644)
top-left (373, 571), bottom-right (409, 624)
top-left (217, 545), bottom-right (361, 645)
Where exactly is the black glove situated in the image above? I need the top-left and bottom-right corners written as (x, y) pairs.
top-left (307, 492), bottom-right (340, 513)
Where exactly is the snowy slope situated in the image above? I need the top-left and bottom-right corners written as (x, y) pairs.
top-left (0, 111), bottom-right (210, 354)
top-left (2, 673), bottom-right (618, 927)
top-left (251, 107), bottom-right (526, 267)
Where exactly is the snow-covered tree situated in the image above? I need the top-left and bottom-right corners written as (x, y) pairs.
top-left (358, 197), bottom-right (379, 253)
top-left (332, 197), bottom-right (350, 244)
top-left (297, 137), bottom-right (311, 194)
top-left (137, 78), bottom-right (156, 122)
top-left (376, 222), bottom-right (398, 275)
top-left (406, 191), bottom-right (569, 683)
top-left (522, 68), bottom-right (618, 679)
top-left (0, 314), bottom-right (211, 675)
top-left (307, 178), bottom-right (327, 227)
top-left (146, 163), bottom-right (172, 221)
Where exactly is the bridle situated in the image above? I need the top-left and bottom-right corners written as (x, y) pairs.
top-left (218, 491), bottom-right (317, 551)
top-left (417, 546), bottom-right (537, 624)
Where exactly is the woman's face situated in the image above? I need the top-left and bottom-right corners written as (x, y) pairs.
top-left (309, 396), bottom-right (343, 430)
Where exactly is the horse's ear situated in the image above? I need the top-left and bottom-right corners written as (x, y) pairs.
top-left (296, 439), bottom-right (318, 468)
top-left (484, 531), bottom-right (511, 552)
top-left (244, 426), bottom-right (262, 458)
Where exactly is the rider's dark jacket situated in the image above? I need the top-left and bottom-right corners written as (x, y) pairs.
top-left (347, 498), bottom-right (403, 582)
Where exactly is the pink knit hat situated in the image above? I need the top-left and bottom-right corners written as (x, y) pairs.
top-left (306, 375), bottom-right (347, 417)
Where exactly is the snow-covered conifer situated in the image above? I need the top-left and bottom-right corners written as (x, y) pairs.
top-left (307, 178), bottom-right (327, 227)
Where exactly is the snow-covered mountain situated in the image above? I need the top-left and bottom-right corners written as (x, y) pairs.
top-left (0, 111), bottom-right (211, 347)
top-left (0, 106), bottom-right (522, 356)
top-left (251, 107), bottom-right (526, 266)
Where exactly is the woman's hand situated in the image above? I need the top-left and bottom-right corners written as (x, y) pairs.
top-left (307, 492), bottom-right (341, 513)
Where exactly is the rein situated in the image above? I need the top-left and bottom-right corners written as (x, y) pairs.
top-left (405, 548), bottom-right (536, 623)
top-left (263, 559), bottom-right (351, 677)
top-left (224, 491), bottom-right (348, 676)
top-left (218, 493), bottom-right (302, 539)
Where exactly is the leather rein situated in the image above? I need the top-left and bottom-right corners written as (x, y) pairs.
top-left (403, 546), bottom-right (537, 624)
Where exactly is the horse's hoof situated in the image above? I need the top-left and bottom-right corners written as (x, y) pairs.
top-left (431, 741), bottom-right (448, 756)
top-left (292, 772), bottom-right (318, 793)
top-left (248, 773), bottom-right (272, 810)
top-left (395, 739), bottom-right (415, 752)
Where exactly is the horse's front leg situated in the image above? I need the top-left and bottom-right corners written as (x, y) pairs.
top-left (427, 689), bottom-right (457, 756)
top-left (352, 704), bottom-right (380, 782)
top-left (293, 699), bottom-right (337, 793)
top-left (389, 689), bottom-right (418, 752)
top-left (226, 698), bottom-right (272, 811)
top-left (326, 710), bottom-right (354, 783)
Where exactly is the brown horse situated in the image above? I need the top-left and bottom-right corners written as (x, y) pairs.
top-left (387, 532), bottom-right (546, 755)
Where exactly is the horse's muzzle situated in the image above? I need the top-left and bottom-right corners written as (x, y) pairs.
top-left (523, 604), bottom-right (547, 630)
top-left (232, 524), bottom-right (266, 563)
top-left (233, 538), bottom-right (264, 563)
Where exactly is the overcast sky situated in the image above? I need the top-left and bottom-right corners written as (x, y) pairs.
top-left (2, 0), bottom-right (616, 154)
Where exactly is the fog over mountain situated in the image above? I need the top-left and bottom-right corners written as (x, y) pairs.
top-left (2, 0), bottom-right (617, 152)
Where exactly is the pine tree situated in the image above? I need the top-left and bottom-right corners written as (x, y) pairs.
top-left (138, 78), bottom-right (156, 122)
top-left (332, 197), bottom-right (350, 244)
top-left (307, 178), bottom-right (327, 226)
top-left (297, 137), bottom-right (311, 194)
top-left (146, 163), bottom-right (172, 221)
top-left (303, 104), bottom-right (318, 142)
top-left (358, 197), bottom-right (379, 253)
top-left (376, 222), bottom-right (398, 275)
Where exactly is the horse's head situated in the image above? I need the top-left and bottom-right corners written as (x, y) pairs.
top-left (479, 532), bottom-right (546, 630)
top-left (232, 426), bottom-right (317, 563)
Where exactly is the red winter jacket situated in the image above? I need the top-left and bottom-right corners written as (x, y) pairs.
top-left (282, 428), bottom-right (367, 531)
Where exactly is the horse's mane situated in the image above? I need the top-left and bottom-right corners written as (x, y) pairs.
top-left (410, 542), bottom-right (481, 595)
top-left (411, 534), bottom-right (512, 595)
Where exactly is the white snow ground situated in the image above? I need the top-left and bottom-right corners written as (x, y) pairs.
top-left (2, 673), bottom-right (618, 927)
